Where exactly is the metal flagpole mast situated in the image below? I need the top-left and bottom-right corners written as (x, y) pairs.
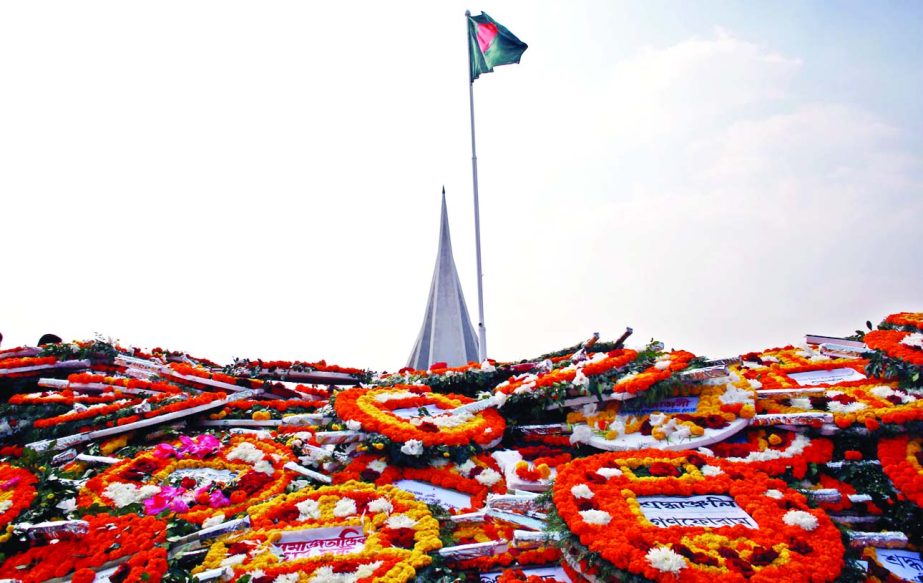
top-left (465, 9), bottom-right (488, 362)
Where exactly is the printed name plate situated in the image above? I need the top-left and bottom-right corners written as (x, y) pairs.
top-left (276, 525), bottom-right (366, 560)
top-left (787, 368), bottom-right (866, 386)
top-left (637, 495), bottom-right (758, 529)
top-left (876, 549), bottom-right (923, 582)
top-left (621, 396), bottom-right (700, 415)
top-left (393, 479), bottom-right (472, 510)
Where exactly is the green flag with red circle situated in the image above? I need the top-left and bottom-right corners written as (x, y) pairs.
top-left (467, 12), bottom-right (528, 82)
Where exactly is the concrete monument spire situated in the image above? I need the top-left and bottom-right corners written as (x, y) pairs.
top-left (407, 188), bottom-right (480, 369)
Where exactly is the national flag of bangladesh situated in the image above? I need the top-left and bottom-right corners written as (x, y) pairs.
top-left (467, 12), bottom-right (528, 82)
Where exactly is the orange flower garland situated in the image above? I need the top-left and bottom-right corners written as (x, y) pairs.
top-left (169, 362), bottom-right (264, 390)
top-left (78, 434), bottom-right (296, 524)
top-left (883, 312), bottom-right (923, 332)
top-left (865, 329), bottom-right (923, 367)
top-left (446, 518), bottom-right (560, 571)
top-left (333, 385), bottom-right (506, 449)
top-left (0, 463), bottom-right (37, 543)
top-left (878, 435), bottom-right (923, 507)
top-left (552, 450), bottom-right (844, 582)
top-left (0, 513), bottom-right (168, 583)
top-left (740, 359), bottom-right (870, 390)
top-left (195, 481), bottom-right (441, 582)
top-left (333, 453), bottom-right (507, 513)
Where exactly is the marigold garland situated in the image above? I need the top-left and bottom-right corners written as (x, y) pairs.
top-left (882, 312), bottom-right (923, 332)
top-left (333, 453), bottom-right (506, 513)
top-left (0, 463), bottom-right (37, 543)
top-left (333, 385), bottom-right (506, 449)
top-left (492, 349), bottom-right (639, 398)
top-left (78, 434), bottom-right (296, 524)
top-left (552, 449), bottom-right (844, 582)
top-left (0, 513), bottom-right (168, 583)
top-left (865, 329), bottom-right (923, 367)
top-left (878, 435), bottom-right (923, 507)
top-left (196, 481), bottom-right (441, 582)
top-left (445, 518), bottom-right (561, 571)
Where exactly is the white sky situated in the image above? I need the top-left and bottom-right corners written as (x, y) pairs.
top-left (2, 2), bottom-right (921, 371)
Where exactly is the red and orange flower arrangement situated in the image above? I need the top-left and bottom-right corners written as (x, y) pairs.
top-left (0, 462), bottom-right (37, 543)
top-left (551, 449), bottom-right (844, 582)
top-left (78, 434), bottom-right (296, 524)
top-left (878, 434), bottom-right (923, 507)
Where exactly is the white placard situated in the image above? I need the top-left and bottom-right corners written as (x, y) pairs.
top-left (390, 405), bottom-right (451, 419)
top-left (876, 549), bottom-right (923, 581)
top-left (393, 479), bottom-right (472, 510)
top-left (481, 567), bottom-right (572, 583)
top-left (276, 526), bottom-right (366, 560)
top-left (638, 495), bottom-right (758, 529)
top-left (787, 368), bottom-right (866, 386)
top-left (621, 396), bottom-right (700, 415)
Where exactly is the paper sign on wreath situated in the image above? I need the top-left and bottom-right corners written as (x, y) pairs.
top-left (275, 526), bottom-right (367, 560)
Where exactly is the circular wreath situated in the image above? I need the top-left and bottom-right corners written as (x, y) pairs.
top-left (333, 385), bottom-right (506, 452)
top-left (738, 346), bottom-right (857, 371)
top-left (0, 513), bottom-right (168, 583)
top-left (756, 381), bottom-right (923, 429)
top-left (878, 434), bottom-right (923, 507)
top-left (333, 453), bottom-right (506, 514)
top-left (552, 450), bottom-right (844, 582)
top-left (0, 462), bottom-right (37, 543)
top-left (704, 428), bottom-right (834, 478)
top-left (865, 329), bottom-right (923, 367)
top-left (195, 481), bottom-right (441, 582)
top-left (567, 383), bottom-right (755, 451)
top-left (78, 434), bottom-right (296, 524)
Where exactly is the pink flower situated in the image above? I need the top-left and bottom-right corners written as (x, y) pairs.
top-left (208, 489), bottom-right (230, 508)
top-left (152, 443), bottom-right (177, 459)
top-left (178, 435), bottom-right (221, 459)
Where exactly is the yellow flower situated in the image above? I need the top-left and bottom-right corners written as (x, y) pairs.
top-left (252, 410), bottom-right (272, 421)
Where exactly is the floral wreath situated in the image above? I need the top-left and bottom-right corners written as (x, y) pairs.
top-left (209, 397), bottom-right (329, 422)
top-left (333, 453), bottom-right (506, 514)
top-left (739, 345), bottom-right (859, 371)
top-left (881, 312), bottom-right (923, 332)
top-left (495, 568), bottom-right (565, 583)
top-left (194, 481), bottom-right (441, 582)
top-left (0, 513), bottom-right (168, 583)
top-left (878, 434), bottom-right (923, 507)
top-left (0, 462), bottom-right (37, 543)
top-left (445, 516), bottom-right (560, 572)
top-left (566, 382), bottom-right (755, 449)
top-left (703, 428), bottom-right (834, 478)
top-left (333, 385), bottom-right (506, 454)
top-left (491, 349), bottom-right (639, 400)
top-left (756, 381), bottom-right (923, 429)
top-left (865, 329), bottom-right (923, 368)
top-left (551, 449), bottom-right (844, 582)
top-left (507, 445), bottom-right (573, 485)
top-left (78, 434), bottom-right (296, 524)
top-left (738, 359), bottom-right (869, 390)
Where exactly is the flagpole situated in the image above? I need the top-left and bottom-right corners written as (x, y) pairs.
top-left (465, 9), bottom-right (488, 362)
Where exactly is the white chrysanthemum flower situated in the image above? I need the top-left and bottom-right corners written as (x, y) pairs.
top-left (480, 361), bottom-right (496, 373)
top-left (649, 412), bottom-right (668, 427)
top-left (700, 465), bottom-right (723, 477)
top-left (103, 483), bottom-right (161, 508)
top-left (0, 500), bottom-right (12, 513)
top-left (826, 400), bottom-right (867, 414)
top-left (596, 467), bottom-right (623, 478)
top-left (400, 439), bottom-right (424, 457)
top-left (456, 459), bottom-right (477, 476)
top-left (869, 386), bottom-right (896, 398)
top-left (900, 333), bottom-right (923, 348)
top-left (475, 468), bottom-right (502, 487)
top-left (220, 554), bottom-right (246, 567)
top-left (572, 369), bottom-right (590, 389)
top-left (654, 359), bottom-right (671, 370)
top-left (202, 513), bottom-right (225, 529)
top-left (748, 378), bottom-right (763, 389)
top-left (355, 561), bottom-right (384, 579)
top-left (783, 509), bottom-right (819, 531)
top-left (570, 424), bottom-right (593, 445)
top-left (274, 573), bottom-right (300, 583)
top-left (253, 459), bottom-right (275, 476)
top-left (765, 489), bottom-right (784, 499)
top-left (616, 372), bottom-right (639, 385)
top-left (720, 385), bottom-right (754, 405)
top-left (226, 442), bottom-right (265, 465)
top-left (570, 484), bottom-right (595, 499)
top-left (368, 459), bottom-right (388, 473)
top-left (646, 546), bottom-right (686, 574)
top-left (296, 498), bottom-right (321, 520)
top-left (345, 420), bottom-right (363, 431)
top-left (374, 390), bottom-right (416, 402)
top-left (367, 498), bottom-right (393, 514)
top-left (578, 509), bottom-right (611, 525)
top-left (385, 514), bottom-right (417, 529)
top-left (333, 497), bottom-right (358, 518)
top-left (790, 397), bottom-right (813, 410)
